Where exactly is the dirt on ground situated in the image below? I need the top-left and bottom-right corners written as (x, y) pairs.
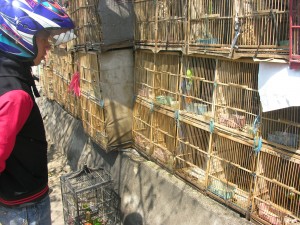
top-left (47, 140), bottom-right (72, 225)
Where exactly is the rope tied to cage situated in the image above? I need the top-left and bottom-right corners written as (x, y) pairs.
top-left (252, 115), bottom-right (262, 154)
top-left (253, 135), bottom-right (262, 154)
top-left (209, 119), bottom-right (214, 133)
top-left (174, 110), bottom-right (180, 127)
top-left (99, 99), bottom-right (105, 108)
top-left (150, 102), bottom-right (154, 112)
top-left (131, 95), bottom-right (137, 109)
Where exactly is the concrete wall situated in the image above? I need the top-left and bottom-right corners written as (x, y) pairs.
top-left (38, 97), bottom-right (252, 225)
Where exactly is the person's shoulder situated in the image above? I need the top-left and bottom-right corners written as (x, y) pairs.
top-left (1, 89), bottom-right (32, 104)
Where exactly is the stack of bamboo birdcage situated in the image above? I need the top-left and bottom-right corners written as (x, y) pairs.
top-left (134, 0), bottom-right (290, 59)
top-left (133, 50), bottom-right (181, 170)
top-left (41, 1), bottom-right (135, 151)
top-left (132, 1), bottom-right (300, 224)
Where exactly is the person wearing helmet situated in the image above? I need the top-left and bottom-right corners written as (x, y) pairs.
top-left (0, 0), bottom-right (75, 224)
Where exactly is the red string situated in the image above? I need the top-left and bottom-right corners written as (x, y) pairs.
top-left (68, 71), bottom-right (80, 97)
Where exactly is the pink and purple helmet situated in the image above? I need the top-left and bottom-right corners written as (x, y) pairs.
top-left (0, 0), bottom-right (76, 61)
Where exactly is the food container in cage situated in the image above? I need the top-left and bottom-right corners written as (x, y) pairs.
top-left (208, 179), bottom-right (237, 200)
top-left (218, 113), bottom-right (246, 129)
top-left (196, 38), bottom-right (218, 44)
top-left (60, 165), bottom-right (121, 225)
top-left (267, 131), bottom-right (299, 148)
top-left (258, 202), bottom-right (286, 225)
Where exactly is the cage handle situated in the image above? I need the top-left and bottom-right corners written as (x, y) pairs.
top-left (67, 165), bottom-right (104, 179)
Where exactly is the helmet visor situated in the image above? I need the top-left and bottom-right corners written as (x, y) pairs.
top-left (50, 29), bottom-right (76, 46)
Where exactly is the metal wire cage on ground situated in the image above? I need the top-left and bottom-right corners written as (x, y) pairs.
top-left (60, 166), bottom-right (121, 225)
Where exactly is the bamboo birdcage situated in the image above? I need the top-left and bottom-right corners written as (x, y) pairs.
top-left (156, 0), bottom-right (187, 52)
top-left (60, 52), bottom-right (83, 119)
top-left (134, 0), bottom-right (187, 53)
top-left (134, 50), bottom-right (181, 111)
top-left (207, 131), bottom-right (256, 214)
top-left (180, 55), bottom-right (216, 122)
top-left (188, 0), bottom-right (234, 55)
top-left (175, 120), bottom-right (211, 190)
top-left (134, 50), bottom-right (155, 100)
top-left (262, 107), bottom-right (300, 152)
top-left (80, 93), bottom-right (108, 149)
top-left (73, 52), bottom-right (101, 100)
top-left (134, 0), bottom-right (157, 47)
top-left (214, 60), bottom-right (261, 138)
top-left (132, 98), bottom-right (153, 156)
top-left (68, 0), bottom-right (102, 50)
top-left (89, 97), bottom-right (108, 149)
top-left (151, 108), bottom-right (177, 171)
top-left (251, 148), bottom-right (300, 225)
top-left (153, 52), bottom-right (181, 110)
top-left (235, 0), bottom-right (289, 59)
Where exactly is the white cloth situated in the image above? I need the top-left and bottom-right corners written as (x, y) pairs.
top-left (258, 62), bottom-right (300, 112)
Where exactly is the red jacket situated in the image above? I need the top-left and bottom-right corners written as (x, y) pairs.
top-left (0, 56), bottom-right (49, 206)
